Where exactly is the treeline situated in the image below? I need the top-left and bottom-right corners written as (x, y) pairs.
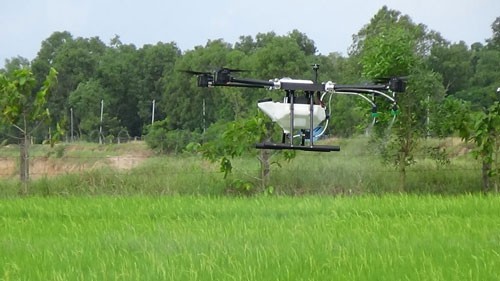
top-left (1, 6), bottom-right (499, 144)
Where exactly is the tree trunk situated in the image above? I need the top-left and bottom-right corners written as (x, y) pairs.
top-left (481, 160), bottom-right (491, 193)
top-left (259, 148), bottom-right (271, 190)
top-left (399, 160), bottom-right (406, 193)
top-left (19, 132), bottom-right (30, 194)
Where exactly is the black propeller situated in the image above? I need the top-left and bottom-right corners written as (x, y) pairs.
top-left (373, 76), bottom-right (409, 83)
top-left (179, 67), bottom-right (248, 75)
top-left (373, 76), bottom-right (408, 93)
top-left (220, 67), bottom-right (249, 73)
top-left (179, 70), bottom-right (212, 75)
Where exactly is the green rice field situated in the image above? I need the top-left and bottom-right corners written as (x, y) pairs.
top-left (1, 195), bottom-right (499, 280)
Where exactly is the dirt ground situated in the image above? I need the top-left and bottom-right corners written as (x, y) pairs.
top-left (0, 143), bottom-right (151, 179)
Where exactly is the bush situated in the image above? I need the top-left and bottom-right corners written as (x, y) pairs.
top-left (144, 119), bottom-right (201, 154)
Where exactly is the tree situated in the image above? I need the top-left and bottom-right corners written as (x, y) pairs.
top-left (96, 40), bottom-right (142, 136)
top-left (162, 39), bottom-right (236, 131)
top-left (31, 32), bottom-right (107, 138)
top-left (288, 29), bottom-right (317, 56)
top-left (460, 100), bottom-right (500, 193)
top-left (457, 18), bottom-right (500, 193)
top-left (349, 6), bottom-right (418, 57)
top-left (0, 67), bottom-right (57, 192)
top-left (356, 6), bottom-right (446, 191)
top-left (200, 112), bottom-right (294, 194)
top-left (487, 16), bottom-right (500, 49)
top-left (2, 56), bottom-right (30, 75)
top-left (68, 79), bottom-right (121, 140)
top-left (136, 42), bottom-right (181, 129)
top-left (428, 41), bottom-right (472, 95)
top-left (250, 34), bottom-right (310, 79)
top-left (48, 36), bottom-right (106, 125)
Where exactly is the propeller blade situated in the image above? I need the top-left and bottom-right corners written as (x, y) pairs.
top-left (219, 67), bottom-right (249, 73)
top-left (373, 76), bottom-right (409, 83)
top-left (179, 69), bottom-right (212, 75)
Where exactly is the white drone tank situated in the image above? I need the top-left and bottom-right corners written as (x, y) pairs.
top-left (257, 101), bottom-right (326, 134)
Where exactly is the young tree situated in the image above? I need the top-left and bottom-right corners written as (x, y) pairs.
top-left (0, 67), bottom-right (57, 192)
top-left (200, 112), bottom-right (294, 194)
top-left (356, 7), bottom-right (446, 191)
top-left (460, 100), bottom-right (500, 193)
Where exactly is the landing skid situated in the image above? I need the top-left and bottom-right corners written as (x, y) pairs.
top-left (255, 142), bottom-right (340, 152)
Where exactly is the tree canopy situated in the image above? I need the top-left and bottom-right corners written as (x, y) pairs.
top-left (0, 8), bottom-right (498, 145)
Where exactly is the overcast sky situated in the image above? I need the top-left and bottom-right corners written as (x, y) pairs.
top-left (1, 0), bottom-right (499, 65)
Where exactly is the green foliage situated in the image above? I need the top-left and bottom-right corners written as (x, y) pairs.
top-left (428, 41), bottom-right (472, 95)
top-left (144, 119), bottom-right (201, 154)
top-left (329, 95), bottom-right (371, 137)
top-left (201, 115), bottom-right (267, 175)
top-left (0, 9), bottom-right (498, 197)
top-left (200, 113), bottom-right (294, 193)
top-left (355, 6), bottom-right (449, 191)
top-left (0, 137), bottom-right (488, 196)
top-left (430, 96), bottom-right (472, 137)
top-left (487, 16), bottom-right (500, 49)
top-left (0, 68), bottom-right (57, 126)
top-left (360, 25), bottom-right (417, 78)
top-left (0, 67), bottom-right (58, 186)
top-left (460, 101), bottom-right (500, 192)
top-left (69, 79), bottom-right (111, 136)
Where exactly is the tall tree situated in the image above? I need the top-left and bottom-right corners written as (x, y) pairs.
top-left (136, 42), bottom-right (181, 130)
top-left (356, 6), bottom-right (446, 191)
top-left (31, 32), bottom-right (107, 138)
top-left (49, 36), bottom-right (106, 125)
top-left (1, 56), bottom-right (30, 75)
top-left (487, 16), bottom-right (500, 49)
top-left (162, 39), bottom-right (235, 131)
top-left (68, 79), bottom-right (120, 140)
top-left (0, 67), bottom-right (57, 192)
top-left (96, 39), bottom-right (142, 136)
top-left (31, 31), bottom-right (73, 85)
top-left (428, 41), bottom-right (472, 95)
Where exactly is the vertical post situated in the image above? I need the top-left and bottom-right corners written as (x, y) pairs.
top-left (99, 99), bottom-right (103, 144)
top-left (310, 64), bottom-right (320, 146)
top-left (203, 98), bottom-right (206, 135)
top-left (312, 64), bottom-right (319, 83)
top-left (70, 107), bottom-right (74, 142)
top-left (426, 94), bottom-right (430, 138)
top-left (151, 99), bottom-right (155, 125)
top-left (309, 91), bottom-right (314, 146)
top-left (288, 90), bottom-right (295, 145)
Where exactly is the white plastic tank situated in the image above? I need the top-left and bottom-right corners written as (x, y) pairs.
top-left (257, 101), bottom-right (326, 133)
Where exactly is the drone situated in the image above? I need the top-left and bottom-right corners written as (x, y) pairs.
top-left (183, 65), bottom-right (406, 152)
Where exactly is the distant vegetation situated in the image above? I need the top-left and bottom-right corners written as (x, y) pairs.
top-left (1, 7), bottom-right (499, 279)
top-left (0, 138), bottom-right (484, 197)
top-left (1, 6), bottom-right (499, 194)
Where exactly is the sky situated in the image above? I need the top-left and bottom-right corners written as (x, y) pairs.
top-left (1, 0), bottom-right (499, 65)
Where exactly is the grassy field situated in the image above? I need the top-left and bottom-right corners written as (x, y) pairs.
top-left (0, 137), bottom-right (485, 197)
top-left (1, 195), bottom-right (499, 280)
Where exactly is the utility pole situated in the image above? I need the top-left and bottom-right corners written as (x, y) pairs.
top-left (151, 99), bottom-right (155, 125)
top-left (203, 98), bottom-right (206, 135)
top-left (99, 99), bottom-right (103, 144)
top-left (70, 107), bottom-right (74, 142)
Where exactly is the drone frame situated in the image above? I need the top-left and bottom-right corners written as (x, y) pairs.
top-left (185, 66), bottom-right (405, 152)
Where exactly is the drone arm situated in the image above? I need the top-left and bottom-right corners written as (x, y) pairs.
top-left (334, 88), bottom-right (395, 103)
top-left (229, 77), bottom-right (275, 88)
top-left (219, 83), bottom-right (268, 89)
top-left (334, 84), bottom-right (388, 91)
